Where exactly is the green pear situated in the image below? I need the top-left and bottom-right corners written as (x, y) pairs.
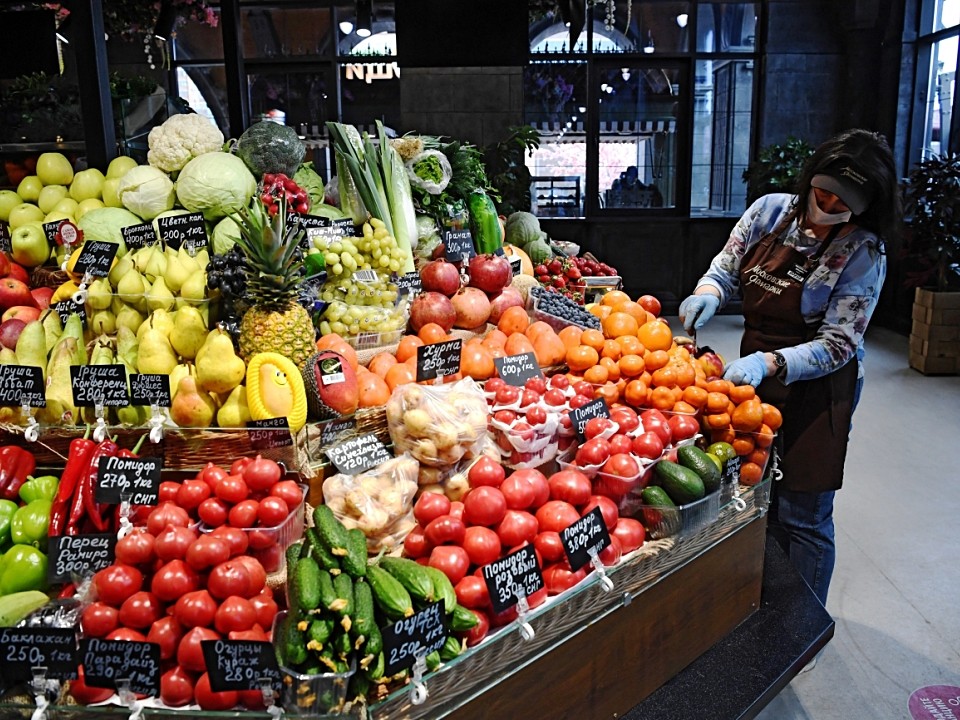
top-left (180, 268), bottom-right (207, 304)
top-left (39, 336), bottom-right (81, 425)
top-left (137, 328), bottom-right (178, 375)
top-left (165, 247), bottom-right (201, 294)
top-left (194, 248), bottom-right (210, 271)
top-left (117, 270), bottom-right (146, 305)
top-left (40, 310), bottom-right (62, 355)
top-left (196, 328), bottom-right (246, 394)
top-left (89, 309), bottom-right (117, 335)
top-left (146, 277), bottom-right (175, 313)
top-left (169, 306), bottom-right (208, 361)
top-left (132, 245), bottom-right (153, 274)
top-left (170, 376), bottom-right (216, 428)
top-left (108, 253), bottom-right (134, 289)
top-left (86, 277), bottom-right (113, 310)
top-left (15, 321), bottom-right (48, 377)
top-left (216, 385), bottom-right (251, 427)
top-left (115, 305), bottom-right (146, 336)
top-left (0, 348), bottom-right (18, 365)
top-left (143, 246), bottom-right (168, 282)
top-left (57, 313), bottom-right (87, 365)
top-left (116, 361), bottom-right (147, 426)
top-left (116, 325), bottom-right (139, 368)
top-left (169, 362), bottom-right (195, 402)
top-left (138, 309), bottom-right (176, 342)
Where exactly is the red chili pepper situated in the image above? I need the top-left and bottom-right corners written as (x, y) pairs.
top-left (83, 438), bottom-right (119, 533)
top-left (0, 446), bottom-right (37, 500)
top-left (49, 427), bottom-right (95, 537)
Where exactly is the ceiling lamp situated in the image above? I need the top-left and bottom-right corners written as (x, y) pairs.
top-left (676, 13), bottom-right (689, 28)
top-left (339, 20), bottom-right (354, 34)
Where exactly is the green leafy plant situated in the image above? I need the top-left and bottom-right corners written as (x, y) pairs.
top-left (903, 154), bottom-right (960, 291)
top-left (484, 125), bottom-right (541, 216)
top-left (741, 136), bottom-right (815, 204)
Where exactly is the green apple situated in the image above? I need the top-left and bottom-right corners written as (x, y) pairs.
top-left (0, 191), bottom-right (22, 222)
top-left (106, 156), bottom-right (139, 180)
top-left (16, 176), bottom-right (43, 203)
top-left (36, 152), bottom-right (74, 186)
top-left (10, 222), bottom-right (50, 268)
top-left (101, 178), bottom-right (122, 208)
top-left (69, 168), bottom-right (105, 202)
top-left (75, 198), bottom-right (105, 220)
top-left (53, 198), bottom-right (79, 217)
top-left (37, 185), bottom-right (68, 214)
top-left (43, 210), bottom-right (74, 225)
top-left (7, 203), bottom-right (44, 229)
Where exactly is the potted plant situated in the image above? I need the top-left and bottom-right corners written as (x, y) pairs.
top-left (741, 136), bottom-right (814, 205)
top-left (903, 153), bottom-right (960, 374)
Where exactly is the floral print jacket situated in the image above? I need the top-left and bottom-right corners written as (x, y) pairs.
top-left (697, 193), bottom-right (886, 384)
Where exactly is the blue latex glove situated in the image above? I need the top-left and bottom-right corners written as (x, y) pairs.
top-left (678, 294), bottom-right (720, 335)
top-left (723, 352), bottom-right (769, 387)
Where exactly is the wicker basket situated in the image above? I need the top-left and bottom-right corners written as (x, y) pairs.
top-left (30, 265), bottom-right (71, 290)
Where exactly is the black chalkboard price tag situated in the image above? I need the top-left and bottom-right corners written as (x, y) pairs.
top-left (48, 533), bottom-right (116, 583)
top-left (0, 365), bottom-right (45, 407)
top-left (561, 506), bottom-right (612, 572)
top-left (382, 601), bottom-right (447, 677)
top-left (325, 433), bottom-right (391, 475)
top-left (53, 299), bottom-right (87, 327)
top-left (482, 544), bottom-right (544, 615)
top-left (494, 352), bottom-right (543, 387)
top-left (722, 455), bottom-right (741, 486)
top-left (81, 639), bottom-right (160, 696)
top-left (121, 222), bottom-right (158, 251)
top-left (570, 397), bottom-right (610, 442)
top-left (443, 229), bottom-right (475, 262)
top-left (416, 338), bottom-right (462, 382)
top-left (318, 417), bottom-right (356, 447)
top-left (157, 211), bottom-right (207, 252)
top-left (0, 221), bottom-right (11, 253)
top-left (42, 220), bottom-right (63, 247)
top-left (73, 240), bottom-right (119, 278)
top-left (130, 373), bottom-right (172, 407)
top-left (509, 254), bottom-right (523, 277)
top-left (246, 417), bottom-right (293, 451)
top-left (70, 364), bottom-right (129, 407)
top-left (95, 455), bottom-right (163, 505)
top-left (395, 271), bottom-right (422, 297)
top-left (0, 628), bottom-right (77, 683)
top-left (201, 640), bottom-right (281, 692)
top-left (304, 222), bottom-right (341, 250)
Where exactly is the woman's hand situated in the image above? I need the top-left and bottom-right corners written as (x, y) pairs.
top-left (722, 351), bottom-right (769, 387)
top-left (678, 292), bottom-right (720, 334)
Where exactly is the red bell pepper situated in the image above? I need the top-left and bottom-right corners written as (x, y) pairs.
top-left (0, 446), bottom-right (37, 501)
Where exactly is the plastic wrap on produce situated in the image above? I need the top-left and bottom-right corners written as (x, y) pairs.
top-left (416, 434), bottom-right (500, 501)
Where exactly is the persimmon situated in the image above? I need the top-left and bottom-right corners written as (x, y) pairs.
top-left (385, 363), bottom-right (416, 392)
top-left (524, 321), bottom-right (554, 343)
top-left (505, 333), bottom-right (536, 357)
top-left (484, 329), bottom-right (508, 347)
top-left (706, 391), bottom-right (730, 413)
top-left (583, 365), bottom-right (609, 384)
top-left (558, 325), bottom-right (583, 350)
top-left (358, 372), bottom-right (391, 407)
top-left (637, 320), bottom-right (672, 352)
top-left (706, 379), bottom-right (732, 395)
top-left (682, 385), bottom-right (708, 408)
top-left (602, 312), bottom-right (639, 339)
top-left (704, 412), bottom-right (732, 429)
top-left (732, 399), bottom-right (764, 432)
top-left (651, 366), bottom-right (677, 388)
top-left (461, 345), bottom-right (495, 380)
top-left (580, 329), bottom-right (606, 352)
top-left (754, 424), bottom-right (775, 448)
top-left (566, 345), bottom-right (599, 372)
top-left (396, 335), bottom-right (424, 363)
top-left (624, 379), bottom-right (648, 407)
top-left (673, 363), bottom-right (696, 388)
top-left (760, 403), bottom-right (783, 431)
top-left (533, 331), bottom-right (566, 367)
top-left (671, 401), bottom-right (697, 415)
top-left (497, 306), bottom-right (529, 336)
top-left (616, 335), bottom-right (644, 356)
top-left (650, 386), bottom-right (676, 411)
top-left (418, 323), bottom-right (449, 344)
top-left (367, 352), bottom-right (398, 378)
top-left (595, 382), bottom-right (620, 405)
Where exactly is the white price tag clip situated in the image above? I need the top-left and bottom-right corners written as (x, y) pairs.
top-left (117, 492), bottom-right (134, 540)
top-left (93, 398), bottom-right (108, 443)
top-left (30, 667), bottom-right (56, 720)
top-left (409, 655), bottom-right (428, 705)
top-left (20, 396), bottom-right (39, 443)
top-left (515, 592), bottom-right (535, 641)
top-left (71, 272), bottom-right (95, 305)
top-left (117, 678), bottom-right (144, 720)
top-left (259, 676), bottom-right (282, 719)
top-left (148, 403), bottom-right (164, 444)
top-left (588, 549), bottom-right (614, 592)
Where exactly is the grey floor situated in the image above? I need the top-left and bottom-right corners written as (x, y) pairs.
top-left (687, 314), bottom-right (960, 720)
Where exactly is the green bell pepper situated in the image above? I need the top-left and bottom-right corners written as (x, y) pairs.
top-left (0, 499), bottom-right (17, 547)
top-left (10, 500), bottom-right (51, 546)
top-left (0, 545), bottom-right (47, 594)
top-left (18, 475), bottom-right (59, 505)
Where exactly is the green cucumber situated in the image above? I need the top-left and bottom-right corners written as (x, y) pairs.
top-left (314, 504), bottom-right (349, 557)
top-left (422, 565), bottom-right (456, 614)
top-left (379, 557), bottom-right (435, 603)
top-left (342, 527), bottom-right (369, 578)
top-left (366, 565), bottom-right (414, 620)
top-left (450, 604), bottom-right (478, 632)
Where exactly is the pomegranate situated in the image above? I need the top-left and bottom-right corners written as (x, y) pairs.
top-left (420, 258), bottom-right (462, 297)
top-left (410, 292), bottom-right (457, 333)
top-left (488, 286), bottom-right (524, 324)
top-left (468, 254), bottom-right (512, 295)
top-left (452, 287), bottom-right (491, 330)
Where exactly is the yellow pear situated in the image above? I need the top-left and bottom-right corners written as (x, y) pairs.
top-left (216, 385), bottom-right (252, 427)
top-left (137, 328), bottom-right (178, 375)
top-left (196, 328), bottom-right (246, 394)
top-left (169, 306), bottom-right (208, 361)
top-left (170, 376), bottom-right (216, 428)
top-left (146, 276), bottom-right (175, 312)
top-left (169, 363), bottom-right (195, 402)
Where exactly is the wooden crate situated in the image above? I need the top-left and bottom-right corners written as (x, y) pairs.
top-left (910, 289), bottom-right (960, 375)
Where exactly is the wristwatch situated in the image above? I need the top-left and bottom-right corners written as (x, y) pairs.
top-left (772, 351), bottom-right (787, 378)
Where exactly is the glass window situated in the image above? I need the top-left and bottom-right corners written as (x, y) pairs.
top-left (340, 34), bottom-right (400, 129)
top-left (241, 7), bottom-right (334, 58)
top-left (696, 3), bottom-right (758, 53)
top-left (172, 18), bottom-right (224, 62)
top-left (176, 65), bottom-right (229, 133)
top-left (592, 2), bottom-right (691, 55)
top-left (931, 0), bottom-right (960, 32)
top-left (247, 70), bottom-right (334, 130)
top-left (922, 35), bottom-right (958, 157)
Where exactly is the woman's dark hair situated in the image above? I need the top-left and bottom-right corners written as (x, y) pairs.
top-left (795, 128), bottom-right (902, 249)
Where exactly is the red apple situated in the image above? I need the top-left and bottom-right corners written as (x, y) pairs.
top-left (4, 264), bottom-right (29, 285)
top-left (697, 351), bottom-right (725, 378)
top-left (0, 278), bottom-right (37, 310)
top-left (29, 287), bottom-right (52, 310)
top-left (2, 306), bottom-right (40, 323)
top-left (0, 254), bottom-right (9, 278)
top-left (0, 319), bottom-right (26, 349)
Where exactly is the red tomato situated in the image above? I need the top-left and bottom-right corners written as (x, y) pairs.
top-left (582, 495), bottom-right (619, 530)
top-left (454, 575), bottom-right (490, 609)
top-left (238, 689), bottom-right (267, 711)
top-left (423, 515), bottom-right (466, 546)
top-left (242, 455), bottom-right (282, 492)
top-left (611, 517), bottom-right (645, 552)
top-left (542, 563), bottom-right (588, 595)
top-left (186, 535), bottom-right (231, 571)
top-left (209, 526), bottom-right (249, 556)
top-left (118, 591), bottom-right (164, 629)
top-left (543, 388), bottom-right (566, 407)
top-left (448, 501), bottom-right (465, 520)
top-left (249, 593), bottom-right (278, 630)
top-left (93, 564), bottom-right (143, 607)
top-left (199, 463), bottom-right (229, 492)
top-left (462, 526), bottom-right (501, 567)
top-left (152, 560), bottom-right (201, 602)
top-left (534, 531), bottom-right (566, 563)
top-left (524, 377), bottom-right (546, 394)
top-left (229, 625), bottom-right (268, 642)
top-left (610, 408), bottom-right (640, 433)
top-left (631, 431), bottom-right (665, 461)
top-left (403, 525), bottom-right (432, 559)
top-left (485, 378), bottom-right (506, 393)
top-left (495, 385), bottom-right (521, 405)
top-left (493, 409), bottom-right (516, 425)
top-left (499, 474), bottom-right (536, 510)
top-left (215, 596), bottom-right (257, 634)
top-left (467, 456), bottom-right (505, 489)
top-left (463, 486), bottom-right (507, 527)
top-left (160, 666), bottom-right (195, 707)
top-left (429, 546), bottom-right (471, 584)
top-left (257, 496), bottom-right (290, 527)
top-left (668, 413), bottom-right (700, 442)
top-left (547, 470), bottom-right (592, 506)
top-left (584, 417), bottom-right (615, 440)
top-left (228, 499), bottom-right (260, 529)
top-left (233, 556), bottom-right (267, 597)
top-left (535, 500), bottom-right (581, 534)
top-left (608, 433), bottom-right (634, 455)
top-left (146, 503), bottom-right (191, 535)
top-left (640, 410), bottom-right (672, 446)
top-left (638, 294), bottom-right (661, 316)
top-left (174, 590), bottom-right (218, 629)
top-left (80, 602), bottom-right (119, 638)
top-left (549, 374), bottom-right (570, 390)
top-left (147, 616), bottom-right (183, 660)
top-left (598, 535), bottom-right (623, 566)
top-left (197, 498), bottom-right (229, 527)
top-left (154, 525), bottom-right (198, 562)
top-left (495, 510), bottom-right (538, 546)
top-left (177, 627), bottom-right (220, 673)
top-left (158, 482), bottom-right (181, 504)
top-left (569, 394), bottom-right (592, 410)
top-left (71, 667), bottom-right (114, 705)
top-left (520, 389), bottom-right (538, 408)
top-left (602, 453), bottom-right (640, 478)
top-left (526, 405), bottom-right (548, 426)
top-left (270, 480), bottom-right (304, 509)
top-left (194, 672), bottom-right (238, 711)
top-left (106, 628), bottom-right (148, 642)
top-left (114, 531), bottom-right (156, 566)
top-left (216, 475), bottom-right (250, 505)
top-left (413, 492), bottom-right (451, 526)
top-left (176, 479), bottom-right (212, 512)
top-left (460, 609), bottom-right (490, 647)
top-left (576, 437), bottom-right (612, 467)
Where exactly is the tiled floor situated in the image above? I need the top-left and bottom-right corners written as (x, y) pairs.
top-left (693, 314), bottom-right (960, 720)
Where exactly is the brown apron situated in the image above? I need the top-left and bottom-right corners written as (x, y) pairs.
top-left (738, 210), bottom-right (858, 493)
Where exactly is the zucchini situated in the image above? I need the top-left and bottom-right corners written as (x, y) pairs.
top-left (293, 556), bottom-right (321, 612)
top-left (379, 557), bottom-right (434, 603)
top-left (314, 504), bottom-right (350, 557)
top-left (342, 527), bottom-right (368, 578)
top-left (366, 565), bottom-right (414, 619)
top-left (450, 604), bottom-right (479, 632)
top-left (422, 565), bottom-right (456, 614)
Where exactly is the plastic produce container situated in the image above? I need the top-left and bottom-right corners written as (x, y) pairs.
top-left (619, 489), bottom-right (721, 540)
top-left (525, 288), bottom-right (600, 332)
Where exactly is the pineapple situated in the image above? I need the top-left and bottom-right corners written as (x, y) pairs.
top-left (231, 199), bottom-right (317, 368)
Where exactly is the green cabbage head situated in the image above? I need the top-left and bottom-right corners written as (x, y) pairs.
top-left (505, 211), bottom-right (542, 247)
top-left (76, 207), bottom-right (142, 257)
top-left (175, 152), bottom-right (257, 221)
top-left (118, 165), bottom-right (176, 220)
top-left (211, 216), bottom-right (241, 254)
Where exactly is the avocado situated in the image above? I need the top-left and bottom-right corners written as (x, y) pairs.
top-left (654, 460), bottom-right (706, 505)
top-left (677, 446), bottom-right (722, 493)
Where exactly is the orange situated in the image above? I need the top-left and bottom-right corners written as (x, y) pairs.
top-left (672, 401), bottom-right (697, 415)
top-left (645, 349), bottom-right (670, 371)
top-left (617, 301), bottom-right (647, 323)
top-left (704, 412), bottom-right (731, 429)
top-left (651, 366), bottom-right (677, 388)
top-left (682, 385), bottom-right (708, 408)
top-left (740, 462), bottom-right (764, 486)
top-left (637, 320), bottom-right (672, 352)
top-left (484, 329), bottom-right (508, 348)
top-left (619, 354), bottom-right (645, 378)
top-left (580, 329), bottom-right (606, 352)
top-left (358, 372), bottom-right (391, 407)
top-left (396, 335), bottom-right (424, 363)
top-left (602, 312), bottom-right (639, 339)
top-left (650, 386), bottom-right (676, 411)
top-left (558, 325), bottom-right (583, 350)
top-left (418, 323), bottom-right (449, 344)
top-left (624, 379), bottom-right (648, 407)
top-left (732, 399), bottom-right (764, 432)
top-left (706, 391), bottom-right (729, 413)
top-left (639, 370), bottom-right (653, 387)
top-left (385, 363), bottom-right (416, 392)
top-left (600, 339), bottom-right (622, 361)
top-left (566, 345), bottom-right (600, 372)
top-left (589, 304), bottom-right (613, 321)
top-left (729, 385), bottom-right (757, 404)
top-left (367, 352), bottom-right (398, 378)
top-left (673, 363), bottom-right (696, 388)
top-left (747, 448), bottom-right (770, 468)
top-left (760, 403), bottom-right (783, 431)
top-left (497, 306), bottom-right (530, 336)
top-left (616, 335), bottom-right (644, 356)
top-left (601, 290), bottom-right (631, 308)
top-left (754, 424), bottom-right (775, 448)
top-left (732, 435), bottom-right (755, 456)
top-left (583, 365), bottom-right (609, 384)
top-left (599, 356), bottom-right (620, 382)
top-left (525, 321), bottom-right (554, 343)
top-left (711, 427), bottom-right (736, 445)
top-left (706, 379), bottom-right (732, 395)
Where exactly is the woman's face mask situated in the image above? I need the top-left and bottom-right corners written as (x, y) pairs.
top-left (806, 189), bottom-right (851, 226)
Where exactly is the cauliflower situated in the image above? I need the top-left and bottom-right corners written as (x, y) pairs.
top-left (147, 114), bottom-right (224, 174)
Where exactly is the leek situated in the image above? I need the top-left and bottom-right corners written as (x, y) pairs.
top-left (379, 121), bottom-right (417, 272)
